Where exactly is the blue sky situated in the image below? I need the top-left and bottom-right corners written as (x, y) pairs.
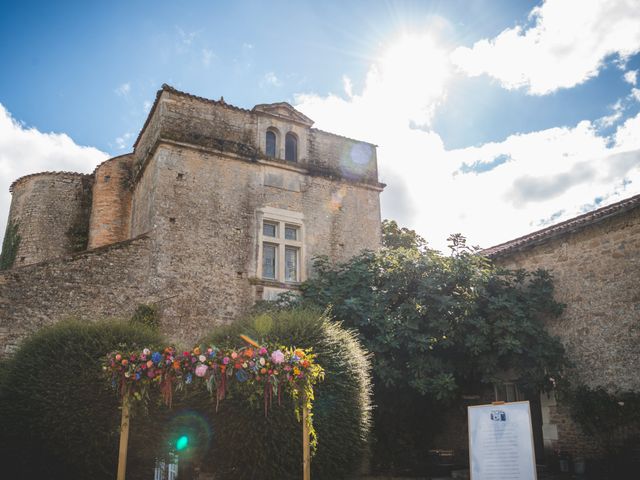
top-left (1, 0), bottom-right (639, 251)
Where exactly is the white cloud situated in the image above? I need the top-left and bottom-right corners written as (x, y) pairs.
top-left (261, 72), bottom-right (282, 87)
top-left (631, 88), bottom-right (640, 102)
top-left (624, 70), bottom-right (638, 85)
top-left (176, 27), bottom-right (198, 46)
top-left (0, 104), bottom-right (108, 241)
top-left (342, 75), bottom-right (353, 98)
top-left (114, 132), bottom-right (133, 150)
top-left (451, 0), bottom-right (640, 95)
top-left (115, 82), bottom-right (131, 97)
top-left (596, 99), bottom-right (624, 128)
top-left (202, 48), bottom-right (214, 67)
top-left (295, 33), bottom-right (640, 252)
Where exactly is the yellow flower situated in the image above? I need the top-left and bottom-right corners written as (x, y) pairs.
top-left (293, 367), bottom-right (301, 376)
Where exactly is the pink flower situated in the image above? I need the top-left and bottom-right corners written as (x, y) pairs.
top-left (259, 347), bottom-right (268, 355)
top-left (271, 350), bottom-right (285, 364)
top-left (223, 356), bottom-right (230, 365)
top-left (231, 351), bottom-right (238, 359)
top-left (195, 364), bottom-right (208, 377)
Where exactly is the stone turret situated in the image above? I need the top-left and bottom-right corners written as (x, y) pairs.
top-left (6, 172), bottom-right (93, 266)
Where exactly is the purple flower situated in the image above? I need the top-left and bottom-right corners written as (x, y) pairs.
top-left (271, 349), bottom-right (285, 364)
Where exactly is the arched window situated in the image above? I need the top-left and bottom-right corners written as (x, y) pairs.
top-left (266, 130), bottom-right (277, 157)
top-left (285, 133), bottom-right (298, 162)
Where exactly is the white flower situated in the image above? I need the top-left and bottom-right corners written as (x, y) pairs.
top-left (259, 357), bottom-right (266, 366)
top-left (199, 355), bottom-right (206, 362)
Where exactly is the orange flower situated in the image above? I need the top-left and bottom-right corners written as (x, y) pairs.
top-left (193, 347), bottom-right (201, 355)
top-left (173, 361), bottom-right (180, 370)
top-left (121, 359), bottom-right (129, 366)
top-left (220, 365), bottom-right (226, 373)
top-left (302, 360), bottom-right (310, 368)
top-left (260, 368), bottom-right (267, 375)
top-left (295, 349), bottom-right (305, 359)
top-left (244, 348), bottom-right (254, 358)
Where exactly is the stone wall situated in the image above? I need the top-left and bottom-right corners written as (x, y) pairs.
top-left (126, 142), bottom-right (381, 345)
top-left (0, 235), bottom-right (153, 356)
top-left (491, 204), bottom-right (640, 457)
top-left (7, 172), bottom-right (93, 266)
top-left (308, 129), bottom-right (378, 184)
top-left (1, 84), bottom-right (383, 352)
top-left (88, 155), bottom-right (133, 249)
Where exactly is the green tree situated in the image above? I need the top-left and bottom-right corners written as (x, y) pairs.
top-left (297, 223), bottom-right (567, 472)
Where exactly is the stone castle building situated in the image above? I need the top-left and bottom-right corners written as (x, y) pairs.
top-left (0, 84), bottom-right (384, 353)
top-left (1, 84), bottom-right (638, 464)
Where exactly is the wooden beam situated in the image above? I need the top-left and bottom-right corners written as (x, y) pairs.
top-left (302, 404), bottom-right (311, 480)
top-left (117, 387), bottom-right (131, 480)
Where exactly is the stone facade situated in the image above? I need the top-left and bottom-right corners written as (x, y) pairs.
top-left (486, 195), bottom-right (640, 458)
top-left (0, 85), bottom-right (383, 354)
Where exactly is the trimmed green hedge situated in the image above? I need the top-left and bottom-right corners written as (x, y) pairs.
top-left (198, 308), bottom-right (373, 480)
top-left (0, 320), bottom-right (164, 480)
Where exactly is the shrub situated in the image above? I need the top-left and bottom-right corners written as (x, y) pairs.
top-left (0, 320), bottom-right (164, 480)
top-left (198, 307), bottom-right (372, 480)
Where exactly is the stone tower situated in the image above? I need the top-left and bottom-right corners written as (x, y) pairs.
top-left (0, 84), bottom-right (384, 353)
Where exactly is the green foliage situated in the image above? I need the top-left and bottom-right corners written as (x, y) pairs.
top-left (563, 386), bottom-right (640, 439)
top-left (301, 233), bottom-right (565, 400)
top-left (130, 303), bottom-right (160, 329)
top-left (0, 220), bottom-right (21, 270)
top-left (197, 308), bottom-right (372, 480)
top-left (66, 179), bottom-right (92, 252)
top-left (0, 320), bottom-right (164, 480)
top-left (382, 219), bottom-right (428, 252)
top-left (296, 224), bottom-right (567, 473)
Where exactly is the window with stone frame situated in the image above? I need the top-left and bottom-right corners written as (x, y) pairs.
top-left (494, 382), bottom-right (525, 402)
top-left (257, 208), bottom-right (304, 283)
top-left (285, 132), bottom-right (298, 162)
top-left (266, 129), bottom-right (277, 157)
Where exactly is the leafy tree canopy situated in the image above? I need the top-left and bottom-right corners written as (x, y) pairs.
top-left (299, 222), bottom-right (567, 403)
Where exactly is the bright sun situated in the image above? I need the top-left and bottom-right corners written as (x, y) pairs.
top-left (368, 33), bottom-right (452, 127)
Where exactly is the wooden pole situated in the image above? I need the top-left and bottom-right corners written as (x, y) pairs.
top-left (302, 403), bottom-right (311, 480)
top-left (117, 387), bottom-right (131, 480)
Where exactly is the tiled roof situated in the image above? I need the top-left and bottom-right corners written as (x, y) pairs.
top-left (483, 193), bottom-right (640, 257)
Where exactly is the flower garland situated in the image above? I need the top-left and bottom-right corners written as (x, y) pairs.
top-left (104, 341), bottom-right (325, 450)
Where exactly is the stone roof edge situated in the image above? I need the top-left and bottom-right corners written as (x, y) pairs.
top-left (483, 193), bottom-right (640, 257)
top-left (132, 84), bottom-right (252, 150)
top-left (310, 127), bottom-right (378, 148)
top-left (252, 102), bottom-right (315, 127)
top-left (9, 171), bottom-right (92, 193)
top-left (2, 233), bottom-right (151, 272)
top-left (91, 153), bottom-right (134, 175)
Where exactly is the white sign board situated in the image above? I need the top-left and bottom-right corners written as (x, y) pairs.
top-left (468, 401), bottom-right (537, 480)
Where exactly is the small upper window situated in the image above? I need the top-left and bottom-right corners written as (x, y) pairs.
top-left (266, 130), bottom-right (277, 157)
top-left (263, 222), bottom-right (277, 237)
top-left (285, 133), bottom-right (297, 162)
top-left (284, 225), bottom-right (298, 241)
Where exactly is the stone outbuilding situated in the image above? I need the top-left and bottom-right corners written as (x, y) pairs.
top-left (485, 194), bottom-right (640, 459)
